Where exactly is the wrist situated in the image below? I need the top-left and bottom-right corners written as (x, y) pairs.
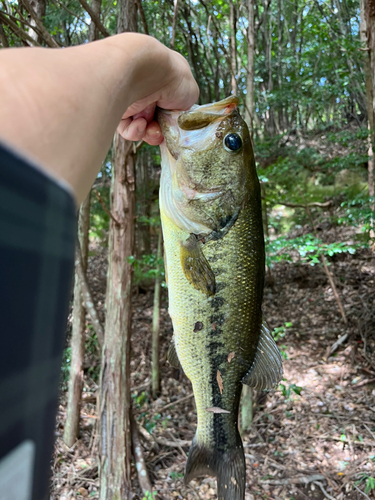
top-left (94, 33), bottom-right (173, 106)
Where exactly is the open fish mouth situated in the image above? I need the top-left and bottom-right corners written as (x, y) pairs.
top-left (157, 96), bottom-right (239, 153)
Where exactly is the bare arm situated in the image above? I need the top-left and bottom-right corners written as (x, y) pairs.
top-left (0, 33), bottom-right (198, 203)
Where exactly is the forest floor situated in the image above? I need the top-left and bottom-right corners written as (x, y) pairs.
top-left (52, 228), bottom-right (375, 500)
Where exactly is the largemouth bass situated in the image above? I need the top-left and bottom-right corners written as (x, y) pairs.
top-left (157, 96), bottom-right (283, 500)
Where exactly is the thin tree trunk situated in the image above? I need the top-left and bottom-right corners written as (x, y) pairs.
top-left (0, 22), bottom-right (9, 47)
top-left (98, 2), bottom-right (137, 497)
top-left (136, 149), bottom-right (151, 258)
top-left (63, 193), bottom-right (91, 447)
top-left (63, 5), bottom-right (102, 448)
top-left (230, 0), bottom-right (237, 95)
top-left (365, 0), bottom-right (375, 241)
top-left (240, 386), bottom-right (253, 434)
top-left (152, 227), bottom-right (163, 399)
top-left (171, 0), bottom-right (179, 49)
top-left (26, 0), bottom-right (46, 43)
top-left (130, 409), bottom-right (156, 497)
top-left (245, 0), bottom-right (255, 136)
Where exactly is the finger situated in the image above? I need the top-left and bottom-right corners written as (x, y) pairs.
top-left (122, 102), bottom-right (156, 122)
top-left (117, 117), bottom-right (132, 137)
top-left (143, 121), bottom-right (163, 146)
top-left (120, 117), bottom-right (147, 141)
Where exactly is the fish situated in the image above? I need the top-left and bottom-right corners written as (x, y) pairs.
top-left (157, 96), bottom-right (283, 500)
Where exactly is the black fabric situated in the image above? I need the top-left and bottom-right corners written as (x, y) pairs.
top-left (0, 143), bottom-right (76, 500)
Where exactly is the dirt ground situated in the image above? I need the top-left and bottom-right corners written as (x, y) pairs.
top-left (52, 239), bottom-right (375, 500)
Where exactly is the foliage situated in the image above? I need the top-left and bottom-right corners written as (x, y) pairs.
top-left (142, 492), bottom-right (157, 500)
top-left (266, 234), bottom-right (357, 268)
top-left (127, 253), bottom-right (165, 286)
top-left (279, 383), bottom-right (303, 400)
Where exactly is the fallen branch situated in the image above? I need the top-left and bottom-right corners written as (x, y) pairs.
top-left (278, 200), bottom-right (333, 209)
top-left (75, 241), bottom-right (104, 347)
top-left (261, 473), bottom-right (325, 485)
top-left (130, 409), bottom-right (157, 499)
top-left (158, 393), bottom-right (194, 413)
top-left (313, 481), bottom-right (336, 500)
top-left (325, 333), bottom-right (348, 359)
top-left (354, 484), bottom-right (372, 500)
top-left (353, 377), bottom-right (375, 389)
top-left (139, 426), bottom-right (191, 448)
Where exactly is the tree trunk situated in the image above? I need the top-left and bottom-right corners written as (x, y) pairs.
top-left (98, 2), bottom-right (137, 498)
top-left (99, 137), bottom-right (136, 500)
top-left (136, 149), bottom-right (151, 258)
top-left (27, 0), bottom-right (46, 44)
top-left (230, 0), bottom-right (237, 95)
top-left (245, 0), bottom-right (255, 136)
top-left (63, 6), bottom-right (102, 448)
top-left (171, 0), bottom-right (179, 49)
top-left (63, 193), bottom-right (91, 447)
top-left (152, 227), bottom-right (163, 399)
top-left (361, 0), bottom-right (375, 239)
top-left (88, 0), bottom-right (102, 41)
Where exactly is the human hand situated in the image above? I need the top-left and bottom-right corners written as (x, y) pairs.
top-left (117, 47), bottom-right (199, 145)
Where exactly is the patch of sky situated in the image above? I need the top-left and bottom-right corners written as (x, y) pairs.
top-left (319, 77), bottom-right (326, 86)
top-left (336, 98), bottom-right (340, 103)
top-left (350, 18), bottom-right (359, 36)
top-left (303, 6), bottom-right (309, 16)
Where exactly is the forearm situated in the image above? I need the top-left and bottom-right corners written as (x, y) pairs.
top-left (0, 34), bottom-right (171, 203)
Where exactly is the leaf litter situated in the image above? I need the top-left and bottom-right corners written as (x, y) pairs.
top-left (52, 230), bottom-right (375, 500)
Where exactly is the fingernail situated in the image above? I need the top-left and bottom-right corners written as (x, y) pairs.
top-left (137, 124), bottom-right (146, 133)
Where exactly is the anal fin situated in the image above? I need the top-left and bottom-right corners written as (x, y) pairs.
top-left (180, 234), bottom-right (215, 296)
top-left (242, 321), bottom-right (283, 391)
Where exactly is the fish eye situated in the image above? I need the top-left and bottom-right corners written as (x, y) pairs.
top-left (223, 133), bottom-right (242, 152)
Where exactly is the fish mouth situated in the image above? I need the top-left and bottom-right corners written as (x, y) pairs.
top-left (157, 96), bottom-right (239, 154)
top-left (157, 95), bottom-right (239, 135)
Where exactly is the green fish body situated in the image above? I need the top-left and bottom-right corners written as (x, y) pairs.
top-left (158, 97), bottom-right (283, 500)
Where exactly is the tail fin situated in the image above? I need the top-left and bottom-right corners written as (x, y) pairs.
top-left (185, 437), bottom-right (246, 500)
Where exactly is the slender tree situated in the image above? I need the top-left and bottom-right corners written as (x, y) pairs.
top-left (98, 1), bottom-right (137, 497)
top-left (63, 194), bottom-right (91, 447)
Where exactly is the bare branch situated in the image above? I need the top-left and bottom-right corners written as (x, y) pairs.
top-left (75, 241), bottom-right (105, 348)
top-left (21, 0), bottom-right (60, 47)
top-left (0, 11), bottom-right (40, 46)
top-left (136, 0), bottom-right (149, 35)
top-left (76, 0), bottom-right (109, 38)
top-left (0, 21), bottom-right (9, 47)
top-left (94, 189), bottom-right (121, 227)
top-left (130, 409), bottom-right (157, 498)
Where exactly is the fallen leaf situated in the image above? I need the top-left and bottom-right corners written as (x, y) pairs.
top-left (206, 407), bottom-right (231, 414)
top-left (217, 370), bottom-right (224, 394)
top-left (228, 351), bottom-right (235, 363)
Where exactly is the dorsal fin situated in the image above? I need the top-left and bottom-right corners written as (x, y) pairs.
top-left (242, 322), bottom-right (283, 390)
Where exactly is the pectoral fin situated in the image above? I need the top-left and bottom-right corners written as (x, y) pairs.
top-left (242, 322), bottom-right (283, 391)
top-left (180, 235), bottom-right (216, 296)
top-left (167, 339), bottom-right (181, 369)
